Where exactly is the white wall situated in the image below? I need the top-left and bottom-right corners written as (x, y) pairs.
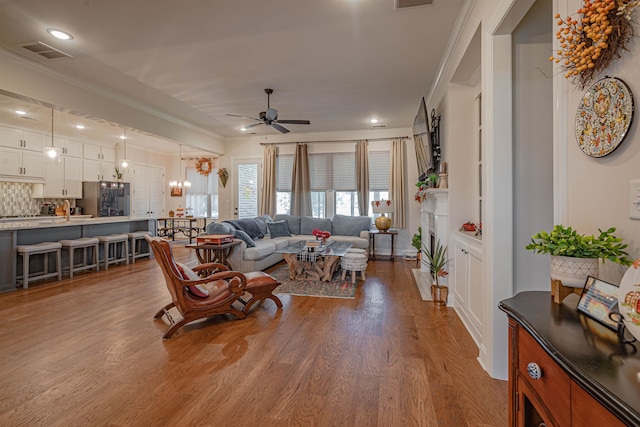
top-left (562, 0), bottom-right (640, 284)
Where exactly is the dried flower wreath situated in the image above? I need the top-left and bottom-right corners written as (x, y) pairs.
top-left (550, 0), bottom-right (637, 89)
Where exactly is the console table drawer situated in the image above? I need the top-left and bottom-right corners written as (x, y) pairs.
top-left (517, 327), bottom-right (570, 424)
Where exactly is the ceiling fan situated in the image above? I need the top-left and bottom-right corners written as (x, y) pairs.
top-left (227, 88), bottom-right (310, 133)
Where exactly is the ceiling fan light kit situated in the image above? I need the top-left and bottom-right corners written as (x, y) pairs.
top-left (227, 88), bottom-right (310, 134)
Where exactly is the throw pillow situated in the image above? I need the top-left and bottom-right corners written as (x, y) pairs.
top-left (274, 214), bottom-right (302, 235)
top-left (254, 214), bottom-right (272, 236)
top-left (266, 220), bottom-right (291, 238)
top-left (331, 214), bottom-right (372, 236)
top-left (175, 262), bottom-right (209, 298)
top-left (206, 221), bottom-right (236, 235)
top-left (234, 229), bottom-right (256, 248)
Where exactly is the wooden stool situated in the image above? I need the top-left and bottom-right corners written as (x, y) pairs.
top-left (97, 234), bottom-right (129, 270)
top-left (128, 231), bottom-right (152, 263)
top-left (59, 237), bottom-right (100, 278)
top-left (16, 242), bottom-right (62, 289)
top-left (340, 248), bottom-right (368, 284)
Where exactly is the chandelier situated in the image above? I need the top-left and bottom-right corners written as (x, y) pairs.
top-left (169, 144), bottom-right (191, 188)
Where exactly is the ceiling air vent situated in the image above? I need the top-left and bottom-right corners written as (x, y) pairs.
top-left (372, 124), bottom-right (387, 129)
top-left (18, 41), bottom-right (72, 59)
top-left (395, 0), bottom-right (434, 9)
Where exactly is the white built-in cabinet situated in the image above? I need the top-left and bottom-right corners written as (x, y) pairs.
top-left (53, 137), bottom-right (83, 158)
top-left (83, 144), bottom-right (116, 182)
top-left (0, 126), bottom-right (45, 180)
top-left (40, 156), bottom-right (83, 198)
top-left (131, 164), bottom-right (165, 218)
top-left (453, 231), bottom-right (484, 347)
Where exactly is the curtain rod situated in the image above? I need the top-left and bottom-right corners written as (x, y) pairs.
top-left (259, 136), bottom-right (410, 146)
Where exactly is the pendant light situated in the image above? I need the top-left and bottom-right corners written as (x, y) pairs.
top-left (119, 129), bottom-right (129, 170)
top-left (170, 144), bottom-right (191, 188)
top-left (44, 109), bottom-right (61, 162)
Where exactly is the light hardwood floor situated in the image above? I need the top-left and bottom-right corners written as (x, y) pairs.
top-left (0, 244), bottom-right (507, 426)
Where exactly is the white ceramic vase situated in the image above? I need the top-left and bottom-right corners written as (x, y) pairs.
top-left (550, 255), bottom-right (599, 288)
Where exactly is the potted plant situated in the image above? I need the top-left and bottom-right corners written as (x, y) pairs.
top-left (411, 226), bottom-right (422, 267)
top-left (427, 173), bottom-right (439, 188)
top-left (526, 225), bottom-right (632, 287)
top-left (421, 239), bottom-right (450, 305)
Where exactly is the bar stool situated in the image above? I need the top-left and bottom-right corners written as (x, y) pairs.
top-left (97, 234), bottom-right (129, 270)
top-left (128, 231), bottom-right (152, 263)
top-left (16, 242), bottom-right (62, 289)
top-left (59, 237), bottom-right (100, 278)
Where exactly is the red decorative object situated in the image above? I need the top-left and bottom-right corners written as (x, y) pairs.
top-left (312, 229), bottom-right (331, 240)
top-left (460, 222), bottom-right (476, 232)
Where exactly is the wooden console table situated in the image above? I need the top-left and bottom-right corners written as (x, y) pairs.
top-left (185, 241), bottom-right (240, 270)
top-left (499, 291), bottom-right (640, 426)
top-left (368, 229), bottom-right (397, 261)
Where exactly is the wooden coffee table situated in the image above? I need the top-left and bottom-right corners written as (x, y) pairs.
top-left (276, 240), bottom-right (353, 282)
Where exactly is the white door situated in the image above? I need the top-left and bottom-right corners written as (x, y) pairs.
top-left (132, 164), bottom-right (165, 218)
top-left (148, 166), bottom-right (165, 218)
top-left (234, 159), bottom-right (261, 219)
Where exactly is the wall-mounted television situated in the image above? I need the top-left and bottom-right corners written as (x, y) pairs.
top-left (413, 97), bottom-right (441, 180)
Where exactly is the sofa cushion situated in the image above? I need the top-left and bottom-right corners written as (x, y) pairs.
top-left (274, 214), bottom-right (302, 235)
top-left (267, 220), bottom-right (291, 238)
top-left (234, 229), bottom-right (256, 248)
top-left (331, 214), bottom-right (372, 236)
top-left (206, 221), bottom-right (236, 235)
top-left (270, 236), bottom-right (291, 250)
top-left (300, 217), bottom-right (331, 235)
top-left (243, 241), bottom-right (277, 261)
top-left (175, 262), bottom-right (209, 298)
top-left (330, 235), bottom-right (369, 249)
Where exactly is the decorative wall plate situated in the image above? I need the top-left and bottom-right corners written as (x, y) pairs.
top-left (618, 265), bottom-right (640, 340)
top-left (575, 77), bottom-right (634, 158)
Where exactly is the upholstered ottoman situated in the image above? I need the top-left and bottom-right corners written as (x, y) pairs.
top-left (340, 248), bottom-right (368, 284)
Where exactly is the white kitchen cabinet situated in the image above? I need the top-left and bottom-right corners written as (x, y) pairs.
top-left (0, 146), bottom-right (44, 179)
top-left (83, 144), bottom-right (116, 163)
top-left (42, 156), bottom-right (83, 198)
top-left (453, 231), bottom-right (483, 347)
top-left (83, 158), bottom-right (117, 182)
top-left (53, 137), bottom-right (83, 158)
top-left (0, 126), bottom-right (45, 152)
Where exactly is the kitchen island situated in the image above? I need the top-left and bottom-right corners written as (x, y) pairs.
top-left (0, 216), bottom-right (156, 293)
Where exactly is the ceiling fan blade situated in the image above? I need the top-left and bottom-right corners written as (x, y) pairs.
top-left (266, 108), bottom-right (278, 121)
top-left (271, 123), bottom-right (290, 133)
top-left (242, 122), bottom-right (264, 130)
top-left (226, 113), bottom-right (262, 122)
top-left (276, 119), bottom-right (310, 125)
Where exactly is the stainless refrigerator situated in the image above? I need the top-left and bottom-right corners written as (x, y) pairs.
top-left (77, 181), bottom-right (131, 217)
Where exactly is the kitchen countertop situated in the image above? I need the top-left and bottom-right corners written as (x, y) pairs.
top-left (0, 216), bottom-right (149, 231)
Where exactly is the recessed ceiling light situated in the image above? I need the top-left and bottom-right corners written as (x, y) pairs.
top-left (370, 118), bottom-right (379, 124)
top-left (15, 110), bottom-right (27, 115)
top-left (47, 28), bottom-right (73, 40)
top-left (75, 124), bottom-right (85, 129)
top-left (240, 127), bottom-right (248, 131)
top-left (119, 135), bottom-right (127, 140)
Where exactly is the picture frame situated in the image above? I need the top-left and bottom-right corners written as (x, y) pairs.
top-left (577, 276), bottom-right (621, 331)
top-left (170, 187), bottom-right (183, 197)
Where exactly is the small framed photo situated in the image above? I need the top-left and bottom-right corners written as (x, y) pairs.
top-left (577, 276), bottom-right (621, 331)
top-left (170, 187), bottom-right (183, 197)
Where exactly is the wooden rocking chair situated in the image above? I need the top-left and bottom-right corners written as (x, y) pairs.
top-left (148, 237), bottom-right (248, 338)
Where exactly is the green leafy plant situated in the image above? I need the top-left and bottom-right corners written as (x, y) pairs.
top-left (411, 226), bottom-right (422, 252)
top-left (114, 166), bottom-right (123, 180)
top-left (428, 173), bottom-right (439, 187)
top-left (525, 225), bottom-right (632, 266)
top-left (421, 239), bottom-right (450, 287)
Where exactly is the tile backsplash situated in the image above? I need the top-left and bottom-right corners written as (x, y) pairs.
top-left (0, 182), bottom-right (74, 217)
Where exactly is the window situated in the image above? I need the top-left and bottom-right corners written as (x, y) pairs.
top-left (185, 165), bottom-right (218, 218)
top-left (275, 149), bottom-right (389, 219)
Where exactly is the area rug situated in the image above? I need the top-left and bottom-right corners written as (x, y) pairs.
top-left (270, 264), bottom-right (356, 299)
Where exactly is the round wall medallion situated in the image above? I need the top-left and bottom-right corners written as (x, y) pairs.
top-left (575, 77), bottom-right (634, 158)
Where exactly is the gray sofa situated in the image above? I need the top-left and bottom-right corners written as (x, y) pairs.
top-left (205, 214), bottom-right (371, 273)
